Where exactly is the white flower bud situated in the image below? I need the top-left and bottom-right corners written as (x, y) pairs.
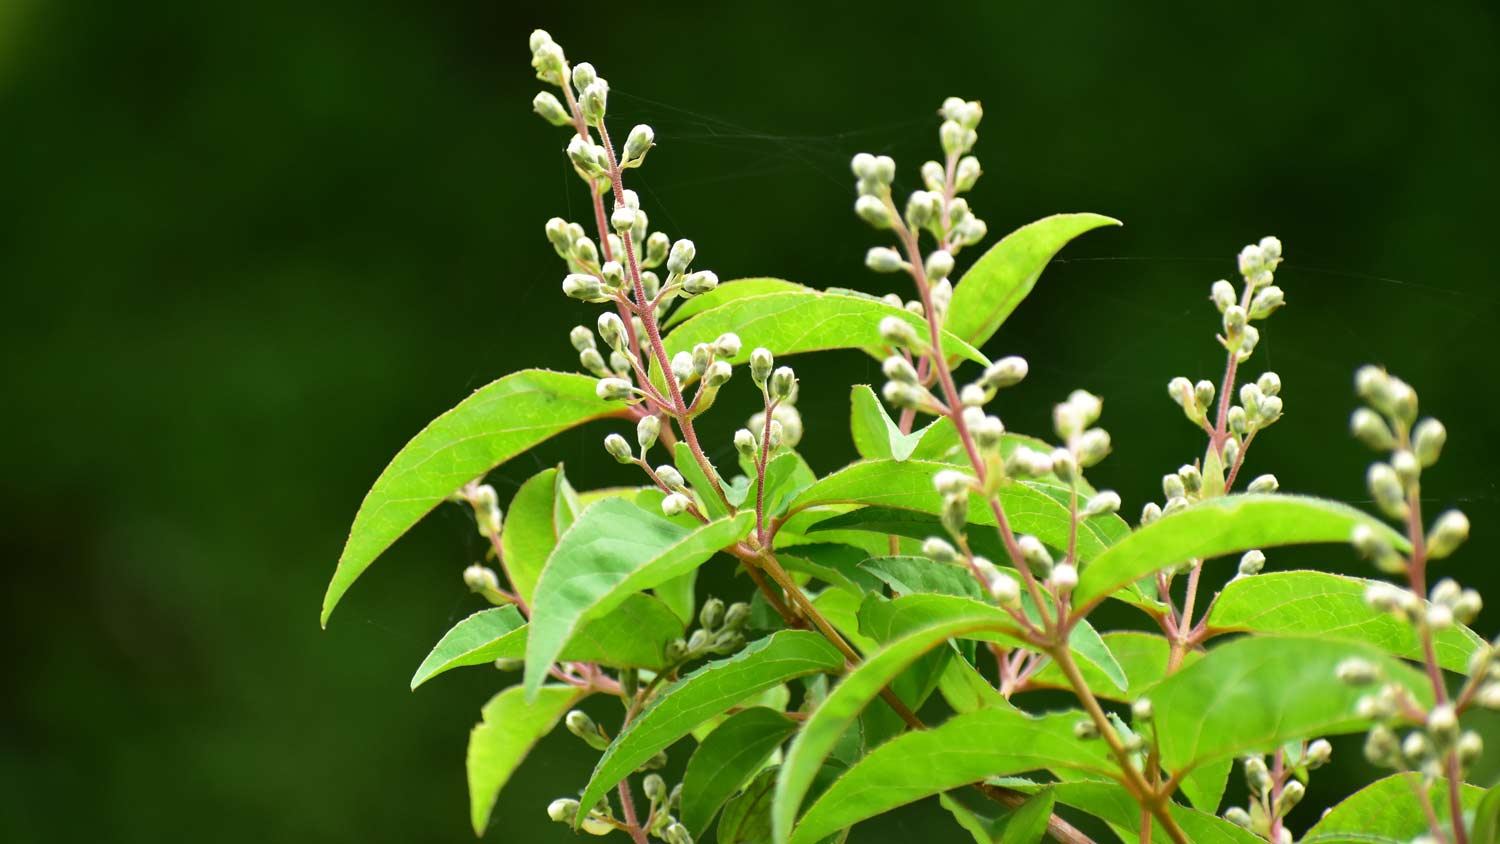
top-left (1367, 462), bottom-right (1409, 519)
top-left (1050, 562), bottom-right (1078, 593)
top-left (1278, 780), bottom-right (1305, 815)
top-left (1392, 449), bottom-right (1421, 486)
top-left (643, 231), bottom-right (670, 268)
top-left (882, 355), bottom-right (919, 385)
top-left (1336, 657), bottom-right (1380, 686)
top-left (1427, 510), bottom-right (1469, 560)
top-left (1238, 550), bottom-right (1266, 576)
top-left (596, 378), bottom-right (633, 401)
top-left (563, 273), bottom-right (605, 301)
top-left (879, 316), bottom-right (922, 349)
top-left (566, 135), bottom-right (607, 176)
top-left (1249, 285), bottom-right (1285, 319)
top-left (604, 433), bottom-right (633, 464)
top-left (985, 567), bottom-right (1021, 607)
top-left (1351, 408), bottom-right (1396, 451)
top-left (850, 152), bottom-right (877, 179)
top-left (1049, 448), bottom-right (1077, 482)
top-left (905, 190), bottom-right (941, 228)
top-left (1228, 405), bottom-right (1248, 435)
top-left (1016, 534), bottom-right (1052, 571)
top-left (960, 383), bottom-right (988, 407)
top-left (1163, 473), bottom-right (1186, 500)
top-left (925, 249), bottom-right (955, 281)
top-left (599, 260), bottom-right (625, 291)
top-left (733, 428), bottom-right (758, 459)
top-left (865, 245), bottom-right (906, 273)
top-left (1070, 428), bottom-right (1108, 468)
top-left (533, 91), bottom-right (572, 126)
top-left (1193, 379), bottom-right (1217, 408)
top-left (749, 347), bottom-right (773, 386)
top-left (528, 29), bottom-right (555, 53)
top-left (464, 563), bottom-right (501, 593)
top-left (655, 465), bottom-right (685, 491)
top-left (596, 313), bottom-right (626, 350)
top-left (1210, 279), bottom-right (1237, 312)
top-left (1413, 418), bottom-right (1446, 466)
top-left (1351, 524), bottom-right (1406, 575)
top-left (923, 536), bottom-right (958, 564)
top-left (1140, 502), bottom-right (1162, 526)
top-left (667, 238), bottom-right (696, 275)
top-left (661, 492), bottom-right (692, 516)
top-left (1247, 473), bottom-right (1279, 494)
top-left (580, 78), bottom-right (609, 123)
top-left (633, 415), bottom-right (660, 452)
top-left (570, 325), bottom-right (596, 352)
top-left (933, 469), bottom-right (972, 496)
top-left (1224, 807), bottom-right (1251, 828)
top-left (769, 366), bottom-right (796, 402)
top-left (1478, 684), bottom-right (1500, 710)
top-left (1005, 446), bottom-right (1053, 478)
top-left (855, 195), bottom-right (893, 229)
top-left (1083, 490), bottom-right (1121, 517)
top-left (1132, 697), bottom-right (1153, 722)
top-left (981, 356), bottom-right (1029, 389)
top-left (955, 156), bottom-right (981, 191)
top-left (1178, 464), bottom-right (1203, 494)
top-left (1305, 739), bottom-right (1332, 769)
top-left (920, 160), bottom-right (945, 191)
top-left (668, 351), bottom-right (693, 384)
top-left (704, 360), bottom-right (733, 388)
top-left (547, 798), bottom-right (581, 823)
top-left (622, 124), bottom-right (654, 168)
top-left (1073, 720), bottom-right (1100, 740)
top-left (959, 413), bottom-right (998, 450)
top-left (683, 270), bottom-right (719, 295)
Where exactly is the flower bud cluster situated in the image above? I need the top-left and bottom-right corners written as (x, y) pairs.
top-left (850, 97), bottom-right (989, 260)
top-left (1212, 236), bottom-right (1285, 362)
top-left (546, 794), bottom-right (617, 837)
top-left (743, 348), bottom-right (804, 450)
top-left (1348, 367), bottom-right (1467, 574)
top-left (662, 596), bottom-right (751, 666)
top-left (1221, 741), bottom-right (1327, 841)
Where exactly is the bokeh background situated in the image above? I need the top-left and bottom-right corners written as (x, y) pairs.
top-left (4, 1), bottom-right (1499, 841)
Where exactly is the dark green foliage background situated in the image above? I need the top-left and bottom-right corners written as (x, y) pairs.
top-left (3, 1), bottom-right (1498, 841)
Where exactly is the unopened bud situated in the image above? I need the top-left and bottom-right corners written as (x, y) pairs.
top-left (748, 348), bottom-right (774, 386)
top-left (1367, 463), bottom-right (1408, 519)
top-left (1076, 429), bottom-right (1111, 467)
top-left (1246, 474), bottom-right (1279, 494)
top-left (856, 197), bottom-right (894, 230)
top-left (734, 428), bottom-right (757, 458)
top-left (683, 270), bottom-right (719, 296)
top-left (464, 563), bottom-right (500, 594)
top-left (1238, 549), bottom-right (1266, 576)
top-left (925, 250), bottom-right (955, 281)
top-left (596, 378), bottom-right (634, 401)
top-left (704, 360), bottom-right (733, 388)
top-left (769, 366), bottom-right (796, 402)
top-left (1073, 720), bottom-right (1100, 740)
top-left (667, 239), bottom-right (696, 275)
top-left (661, 492), bottom-right (692, 517)
top-left (1083, 490), bottom-right (1121, 517)
top-left (955, 156), bottom-right (981, 191)
top-left (1132, 697), bottom-right (1154, 722)
top-left (533, 91), bottom-right (572, 126)
top-left (1140, 502), bottom-right (1162, 526)
top-left (570, 325), bottom-right (596, 352)
top-left (1351, 408), bottom-right (1395, 451)
top-left (622, 124), bottom-right (654, 168)
top-left (637, 416), bottom-right (660, 451)
top-left (1336, 657), bottom-right (1380, 686)
top-left (879, 316), bottom-right (922, 349)
top-left (923, 536), bottom-right (958, 564)
top-left (1305, 739), bottom-right (1332, 769)
top-left (604, 433), bottom-right (633, 464)
top-left (1210, 279), bottom-right (1237, 312)
top-left (981, 356), bottom-right (1029, 390)
top-left (1277, 780), bottom-right (1305, 815)
top-left (1017, 534), bottom-right (1053, 572)
top-left (548, 798), bottom-right (581, 823)
top-left (1050, 563), bottom-right (1078, 593)
top-left (564, 273), bottom-right (605, 301)
top-left (1427, 510), bottom-right (1470, 560)
top-left (1413, 418), bottom-right (1446, 466)
top-left (1249, 286), bottom-right (1285, 318)
top-left (883, 355), bottom-right (919, 384)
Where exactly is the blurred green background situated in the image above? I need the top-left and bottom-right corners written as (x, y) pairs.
top-left (4, 1), bottom-right (1499, 841)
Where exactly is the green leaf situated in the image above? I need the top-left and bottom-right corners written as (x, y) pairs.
top-left (850, 384), bottom-right (952, 462)
top-left (1072, 494), bottom-right (1407, 611)
top-left (661, 286), bottom-right (990, 372)
top-left (780, 544), bottom-right (882, 595)
top-left (524, 499), bottom-right (754, 697)
top-left (718, 767), bottom-right (780, 844)
top-left (1151, 635), bottom-right (1432, 772)
top-left (945, 213), bottom-right (1121, 351)
top-left (661, 277), bottom-right (805, 329)
top-left (1206, 569), bottom-right (1483, 673)
top-left (788, 709), bottom-right (1116, 844)
top-left (1302, 773), bottom-right (1482, 844)
top-left (747, 452), bottom-right (818, 519)
top-left (1476, 784), bottom-right (1500, 844)
top-left (323, 369), bottom-right (623, 626)
top-left (1178, 756), bottom-right (1232, 815)
top-left (576, 631), bottom-right (843, 823)
top-left (773, 606), bottom-right (1022, 844)
top-left (466, 685), bottom-right (581, 836)
top-left (682, 708), bottom-right (799, 836)
top-left (1028, 631), bottom-right (1198, 701)
top-left (410, 594), bottom-right (685, 689)
top-left (998, 789), bottom-right (1055, 844)
top-left (788, 460), bottom-right (1118, 562)
top-left (861, 555), bottom-right (982, 599)
top-left (500, 466), bottom-right (571, 605)
top-left (938, 655), bottom-right (1012, 714)
top-left (1049, 781), bottom-right (1262, 844)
